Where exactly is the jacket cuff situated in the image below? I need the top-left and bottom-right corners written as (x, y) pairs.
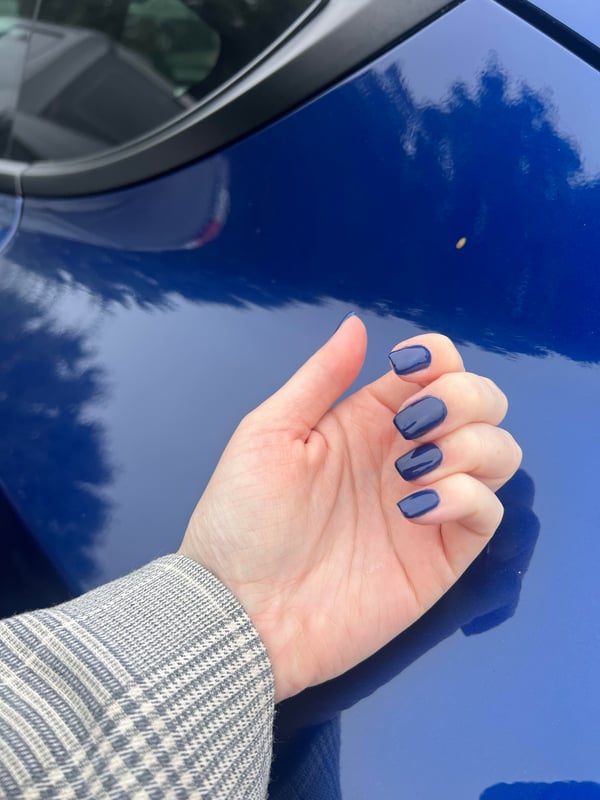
top-left (0, 554), bottom-right (274, 798)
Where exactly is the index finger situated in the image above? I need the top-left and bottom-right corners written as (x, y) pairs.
top-left (365, 333), bottom-right (465, 413)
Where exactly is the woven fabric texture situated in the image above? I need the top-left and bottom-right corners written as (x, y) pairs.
top-left (0, 554), bottom-right (275, 799)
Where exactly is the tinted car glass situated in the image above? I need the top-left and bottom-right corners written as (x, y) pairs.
top-left (531, 0), bottom-right (600, 49)
top-left (37, 0), bottom-right (221, 95)
top-left (7, 0), bottom-right (318, 162)
top-left (0, 2), bottom-right (36, 158)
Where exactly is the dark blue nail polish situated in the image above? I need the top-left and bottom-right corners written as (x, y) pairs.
top-left (393, 396), bottom-right (447, 440)
top-left (389, 345), bottom-right (431, 375)
top-left (395, 443), bottom-right (443, 481)
top-left (398, 489), bottom-right (440, 518)
top-left (333, 311), bottom-right (356, 333)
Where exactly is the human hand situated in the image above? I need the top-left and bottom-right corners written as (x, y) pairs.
top-left (180, 317), bottom-right (522, 701)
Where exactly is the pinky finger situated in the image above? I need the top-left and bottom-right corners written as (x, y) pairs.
top-left (398, 473), bottom-right (503, 534)
top-left (398, 474), bottom-right (504, 576)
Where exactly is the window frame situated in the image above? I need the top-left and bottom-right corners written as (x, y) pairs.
top-left (0, 0), bottom-right (458, 198)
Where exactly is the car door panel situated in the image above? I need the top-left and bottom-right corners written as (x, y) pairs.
top-left (1, 0), bottom-right (599, 795)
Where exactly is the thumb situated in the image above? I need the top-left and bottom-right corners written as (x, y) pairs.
top-left (263, 313), bottom-right (367, 435)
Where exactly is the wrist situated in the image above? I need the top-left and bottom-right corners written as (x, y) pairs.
top-left (178, 544), bottom-right (308, 701)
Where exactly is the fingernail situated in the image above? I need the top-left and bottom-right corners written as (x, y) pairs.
top-left (395, 443), bottom-right (443, 481)
top-left (333, 311), bottom-right (356, 334)
top-left (393, 396), bottom-right (447, 440)
top-left (398, 489), bottom-right (440, 518)
top-left (389, 345), bottom-right (431, 375)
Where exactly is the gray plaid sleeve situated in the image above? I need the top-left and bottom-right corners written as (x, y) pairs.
top-left (0, 554), bottom-right (275, 799)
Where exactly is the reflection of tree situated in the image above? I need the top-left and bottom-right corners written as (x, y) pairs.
top-left (211, 61), bottom-right (600, 363)
top-left (10, 63), bottom-right (600, 364)
top-left (0, 286), bottom-right (111, 584)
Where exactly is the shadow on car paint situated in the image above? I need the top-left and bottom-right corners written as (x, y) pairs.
top-left (0, 486), bottom-right (72, 618)
top-left (267, 469), bottom-right (540, 798)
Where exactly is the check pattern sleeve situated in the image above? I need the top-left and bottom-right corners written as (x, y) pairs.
top-left (0, 554), bottom-right (275, 799)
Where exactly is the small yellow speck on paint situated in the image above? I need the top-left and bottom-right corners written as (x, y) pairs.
top-left (455, 237), bottom-right (467, 250)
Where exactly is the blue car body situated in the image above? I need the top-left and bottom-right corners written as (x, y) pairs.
top-left (1, 0), bottom-right (599, 796)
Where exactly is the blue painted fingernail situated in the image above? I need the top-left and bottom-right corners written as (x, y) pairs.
top-left (395, 443), bottom-right (443, 481)
top-left (333, 311), bottom-right (356, 334)
top-left (398, 489), bottom-right (440, 518)
top-left (393, 396), bottom-right (447, 440)
top-left (389, 345), bottom-right (431, 375)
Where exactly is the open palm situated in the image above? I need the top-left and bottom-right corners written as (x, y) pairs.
top-left (181, 317), bottom-right (521, 700)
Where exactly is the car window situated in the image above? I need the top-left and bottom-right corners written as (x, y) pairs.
top-left (37, 0), bottom-right (221, 96)
top-left (0, 1), bottom-right (36, 158)
top-left (530, 0), bottom-right (600, 50)
top-left (5, 0), bottom-right (317, 163)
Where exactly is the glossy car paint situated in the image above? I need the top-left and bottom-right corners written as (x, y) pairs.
top-left (1, 0), bottom-right (599, 795)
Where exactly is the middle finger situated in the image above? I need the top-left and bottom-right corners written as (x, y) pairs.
top-left (394, 423), bottom-right (522, 490)
top-left (393, 372), bottom-right (508, 442)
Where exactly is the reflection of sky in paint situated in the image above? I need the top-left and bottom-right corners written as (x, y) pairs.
top-left (340, 345), bottom-right (600, 798)
top-left (396, 0), bottom-right (600, 179)
top-left (3, 0), bottom-right (600, 789)
top-left (335, 5), bottom-right (600, 791)
top-left (534, 0), bottom-right (600, 48)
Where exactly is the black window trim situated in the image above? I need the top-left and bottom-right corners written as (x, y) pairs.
top-left (0, 0), bottom-right (462, 198)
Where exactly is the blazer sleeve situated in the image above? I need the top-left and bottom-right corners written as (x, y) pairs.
top-left (0, 554), bottom-right (275, 799)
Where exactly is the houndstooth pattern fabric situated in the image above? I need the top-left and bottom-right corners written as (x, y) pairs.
top-left (0, 555), bottom-right (275, 799)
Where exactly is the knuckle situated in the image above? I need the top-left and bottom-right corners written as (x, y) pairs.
top-left (468, 374), bottom-right (508, 421)
top-left (429, 333), bottom-right (464, 369)
top-left (237, 411), bottom-right (253, 430)
top-left (467, 475), bottom-right (484, 509)
top-left (443, 372), bottom-right (482, 412)
top-left (491, 495), bottom-right (505, 532)
top-left (481, 427), bottom-right (522, 481)
top-left (505, 431), bottom-right (523, 471)
top-left (237, 408), bottom-right (263, 436)
top-left (467, 426), bottom-right (487, 474)
top-left (453, 472), bottom-right (480, 508)
top-left (429, 332), bottom-right (454, 350)
top-left (446, 425), bottom-right (485, 474)
top-left (452, 473), bottom-right (504, 536)
top-left (478, 484), bottom-right (504, 536)
top-left (482, 376), bottom-right (509, 418)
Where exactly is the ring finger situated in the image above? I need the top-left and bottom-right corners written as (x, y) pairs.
top-left (393, 372), bottom-right (508, 443)
top-left (394, 423), bottom-right (522, 491)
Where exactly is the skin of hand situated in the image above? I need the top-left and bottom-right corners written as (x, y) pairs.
top-left (180, 317), bottom-right (522, 701)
